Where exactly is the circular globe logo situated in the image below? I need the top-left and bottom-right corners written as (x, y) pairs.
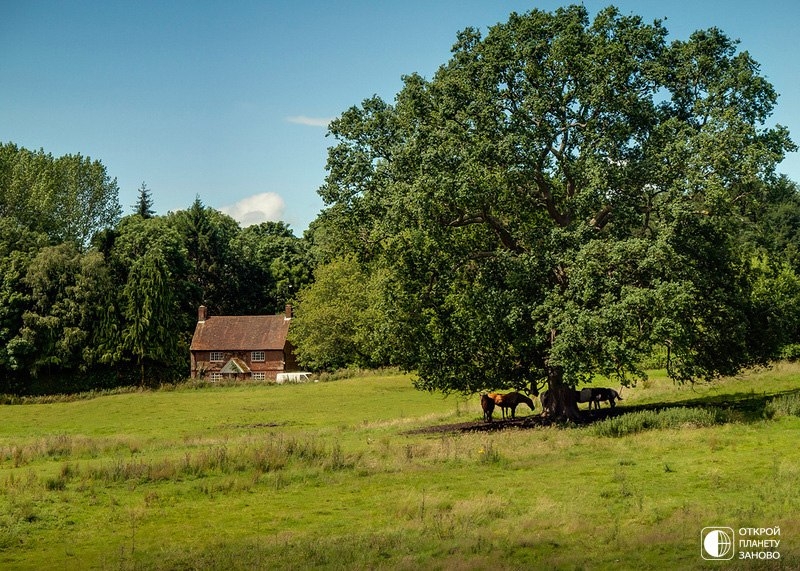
top-left (702, 527), bottom-right (735, 560)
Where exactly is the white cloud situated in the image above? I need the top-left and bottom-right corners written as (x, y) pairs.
top-left (220, 192), bottom-right (286, 227)
top-left (286, 115), bottom-right (334, 128)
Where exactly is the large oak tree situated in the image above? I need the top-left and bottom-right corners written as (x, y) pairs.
top-left (317, 5), bottom-right (794, 418)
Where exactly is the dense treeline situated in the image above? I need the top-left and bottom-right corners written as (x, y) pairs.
top-left (0, 142), bottom-right (312, 394)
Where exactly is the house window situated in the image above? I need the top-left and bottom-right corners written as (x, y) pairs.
top-left (210, 373), bottom-right (223, 381)
top-left (252, 372), bottom-right (266, 380)
top-left (252, 351), bottom-right (265, 362)
top-left (210, 351), bottom-right (224, 362)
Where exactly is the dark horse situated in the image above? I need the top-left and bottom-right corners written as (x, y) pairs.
top-left (587, 387), bottom-right (622, 409)
top-left (480, 393), bottom-right (496, 422)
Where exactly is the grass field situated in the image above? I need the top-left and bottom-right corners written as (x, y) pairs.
top-left (1, 365), bottom-right (800, 570)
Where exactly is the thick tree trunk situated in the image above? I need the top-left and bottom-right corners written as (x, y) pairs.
top-left (541, 367), bottom-right (581, 421)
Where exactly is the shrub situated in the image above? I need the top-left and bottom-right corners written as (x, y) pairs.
top-left (764, 393), bottom-right (800, 418)
top-left (592, 407), bottom-right (724, 437)
top-left (780, 344), bottom-right (800, 362)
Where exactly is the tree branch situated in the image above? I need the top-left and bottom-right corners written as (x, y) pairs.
top-left (446, 210), bottom-right (526, 254)
top-left (532, 172), bottom-right (572, 227)
top-left (590, 204), bottom-right (613, 230)
top-left (482, 210), bottom-right (525, 254)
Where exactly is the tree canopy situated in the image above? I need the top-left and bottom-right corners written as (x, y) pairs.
top-left (315, 5), bottom-right (795, 418)
top-left (0, 143), bottom-right (121, 249)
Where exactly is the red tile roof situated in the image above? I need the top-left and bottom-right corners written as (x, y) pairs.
top-left (190, 314), bottom-right (290, 351)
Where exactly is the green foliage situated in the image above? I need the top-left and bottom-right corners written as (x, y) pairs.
top-left (16, 244), bottom-right (104, 374)
top-left (738, 177), bottom-right (800, 265)
top-left (289, 256), bottom-right (388, 371)
top-left (169, 197), bottom-right (240, 315)
top-left (0, 143), bottom-right (129, 391)
top-left (96, 215), bottom-right (192, 383)
top-left (230, 221), bottom-right (313, 314)
top-left (0, 220), bottom-right (47, 374)
top-left (169, 201), bottom-right (312, 317)
top-left (781, 344), bottom-right (800, 361)
top-left (0, 142), bottom-right (121, 248)
top-left (121, 249), bottom-right (181, 384)
top-left (750, 256), bottom-right (800, 354)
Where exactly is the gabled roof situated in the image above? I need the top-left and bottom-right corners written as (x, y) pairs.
top-left (190, 314), bottom-right (290, 351)
top-left (219, 358), bottom-right (251, 374)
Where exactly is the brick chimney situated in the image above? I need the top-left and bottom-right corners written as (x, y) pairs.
top-left (198, 305), bottom-right (208, 323)
top-left (285, 304), bottom-right (293, 319)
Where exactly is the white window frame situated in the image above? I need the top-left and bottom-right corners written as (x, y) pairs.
top-left (209, 372), bottom-right (223, 381)
top-left (251, 351), bottom-right (265, 362)
top-left (210, 351), bottom-right (224, 362)
top-left (252, 372), bottom-right (266, 381)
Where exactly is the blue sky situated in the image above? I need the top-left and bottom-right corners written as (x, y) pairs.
top-left (3, 1), bottom-right (800, 234)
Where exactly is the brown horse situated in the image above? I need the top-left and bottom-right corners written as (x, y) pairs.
top-left (488, 392), bottom-right (535, 419)
top-left (480, 393), bottom-right (496, 423)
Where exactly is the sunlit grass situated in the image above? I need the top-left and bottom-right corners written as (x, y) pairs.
top-left (0, 367), bottom-right (799, 569)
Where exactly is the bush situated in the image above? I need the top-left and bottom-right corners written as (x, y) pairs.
top-left (764, 393), bottom-right (800, 418)
top-left (781, 344), bottom-right (800, 362)
top-left (592, 407), bottom-right (724, 437)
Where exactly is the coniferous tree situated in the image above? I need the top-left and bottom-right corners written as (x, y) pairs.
top-left (133, 182), bottom-right (155, 219)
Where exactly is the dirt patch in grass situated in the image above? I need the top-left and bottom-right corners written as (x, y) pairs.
top-left (406, 408), bottom-right (636, 435)
top-left (408, 414), bottom-right (557, 434)
top-left (226, 422), bottom-right (290, 429)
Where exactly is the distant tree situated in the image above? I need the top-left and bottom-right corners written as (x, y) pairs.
top-left (53, 153), bottom-right (122, 247)
top-left (0, 219), bottom-right (48, 379)
top-left (749, 256), bottom-right (800, 356)
top-left (133, 181), bottom-right (155, 218)
top-left (739, 177), bottom-right (800, 269)
top-left (0, 143), bottom-right (121, 248)
top-left (230, 221), bottom-right (313, 314)
top-left (288, 256), bottom-right (386, 371)
top-left (319, 6), bottom-right (794, 418)
top-left (100, 215), bottom-right (191, 382)
top-left (169, 197), bottom-right (241, 315)
top-left (121, 248), bottom-right (181, 385)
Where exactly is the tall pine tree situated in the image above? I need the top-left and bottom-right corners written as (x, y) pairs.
top-left (133, 182), bottom-right (155, 219)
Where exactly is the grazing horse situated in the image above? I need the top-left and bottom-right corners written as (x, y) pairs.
top-left (488, 392), bottom-right (535, 419)
top-left (480, 393), bottom-right (496, 423)
top-left (588, 387), bottom-right (622, 409)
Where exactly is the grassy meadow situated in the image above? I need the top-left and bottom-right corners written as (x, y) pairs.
top-left (1, 366), bottom-right (800, 570)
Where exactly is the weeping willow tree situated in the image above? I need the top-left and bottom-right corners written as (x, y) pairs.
top-left (121, 248), bottom-right (181, 385)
